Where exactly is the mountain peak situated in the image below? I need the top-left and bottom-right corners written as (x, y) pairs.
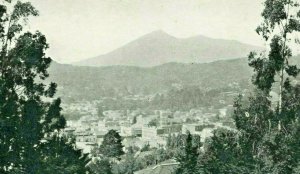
top-left (149, 30), bottom-right (169, 35)
top-left (141, 30), bottom-right (176, 40)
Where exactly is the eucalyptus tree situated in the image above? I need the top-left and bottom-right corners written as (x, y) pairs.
top-left (0, 1), bottom-right (88, 173)
top-left (251, 0), bottom-right (300, 112)
top-left (198, 1), bottom-right (300, 173)
top-left (233, 0), bottom-right (300, 172)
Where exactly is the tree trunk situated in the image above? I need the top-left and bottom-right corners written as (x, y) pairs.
top-left (278, 1), bottom-right (290, 113)
top-left (279, 67), bottom-right (284, 113)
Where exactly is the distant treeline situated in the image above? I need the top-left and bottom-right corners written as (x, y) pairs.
top-left (97, 86), bottom-right (238, 112)
top-left (48, 59), bottom-right (255, 102)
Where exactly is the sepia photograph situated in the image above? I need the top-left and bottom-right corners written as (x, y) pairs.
top-left (1, 0), bottom-right (300, 173)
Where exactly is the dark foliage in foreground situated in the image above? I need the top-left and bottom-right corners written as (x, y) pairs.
top-left (190, 0), bottom-right (300, 173)
top-left (0, 1), bottom-right (88, 173)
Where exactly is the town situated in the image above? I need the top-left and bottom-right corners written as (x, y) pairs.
top-left (63, 103), bottom-right (235, 154)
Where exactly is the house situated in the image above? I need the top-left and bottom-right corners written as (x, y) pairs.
top-left (218, 108), bottom-right (227, 118)
top-left (122, 137), bottom-right (145, 149)
top-left (136, 114), bottom-right (157, 126)
top-left (141, 125), bottom-right (182, 148)
top-left (160, 124), bottom-right (182, 134)
top-left (142, 126), bottom-right (163, 140)
top-left (120, 124), bottom-right (142, 137)
top-left (182, 123), bottom-right (215, 142)
top-left (76, 141), bottom-right (97, 154)
top-left (94, 130), bottom-right (107, 145)
top-left (120, 126), bottom-right (133, 137)
top-left (182, 124), bottom-right (214, 134)
top-left (75, 132), bottom-right (96, 143)
top-left (159, 110), bottom-right (173, 126)
top-left (141, 126), bottom-right (166, 147)
top-left (63, 127), bottom-right (75, 136)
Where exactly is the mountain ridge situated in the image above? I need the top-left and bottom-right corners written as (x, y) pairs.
top-left (73, 30), bottom-right (263, 67)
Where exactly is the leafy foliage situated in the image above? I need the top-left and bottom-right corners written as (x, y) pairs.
top-left (0, 1), bottom-right (88, 173)
top-left (87, 158), bottom-right (113, 174)
top-left (38, 136), bottom-right (89, 174)
top-left (175, 132), bottom-right (201, 174)
top-left (199, 129), bottom-right (256, 174)
top-left (99, 130), bottom-right (124, 159)
top-left (194, 1), bottom-right (300, 173)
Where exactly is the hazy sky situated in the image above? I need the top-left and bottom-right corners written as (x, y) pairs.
top-left (28, 0), bottom-right (265, 63)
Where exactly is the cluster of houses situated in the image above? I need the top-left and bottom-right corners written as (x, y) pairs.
top-left (63, 108), bottom-right (233, 153)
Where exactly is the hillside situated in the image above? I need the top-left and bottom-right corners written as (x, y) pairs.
top-left (74, 30), bottom-right (263, 67)
top-left (49, 58), bottom-right (254, 102)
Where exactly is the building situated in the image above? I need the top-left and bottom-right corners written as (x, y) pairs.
top-left (142, 126), bottom-right (166, 147)
top-left (182, 123), bottom-right (215, 142)
top-left (122, 137), bottom-right (145, 149)
top-left (75, 132), bottom-right (97, 143)
top-left (141, 124), bottom-right (182, 148)
top-left (159, 110), bottom-right (173, 126)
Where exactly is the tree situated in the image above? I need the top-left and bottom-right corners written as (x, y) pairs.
top-left (148, 118), bottom-right (158, 127)
top-left (97, 106), bottom-right (104, 118)
top-left (0, 1), bottom-right (88, 173)
top-left (99, 130), bottom-right (124, 159)
top-left (87, 157), bottom-right (113, 174)
top-left (121, 147), bottom-right (137, 174)
top-left (140, 143), bottom-right (151, 152)
top-left (236, 0), bottom-right (300, 172)
top-left (197, 1), bottom-right (300, 173)
top-left (198, 129), bottom-right (255, 174)
top-left (175, 132), bottom-right (200, 174)
top-left (252, 0), bottom-right (300, 112)
top-left (39, 136), bottom-right (89, 174)
top-left (132, 115), bottom-right (137, 124)
top-left (210, 0), bottom-right (300, 173)
top-left (166, 134), bottom-right (172, 149)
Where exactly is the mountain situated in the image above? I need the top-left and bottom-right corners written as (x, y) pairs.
top-left (74, 30), bottom-right (263, 67)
